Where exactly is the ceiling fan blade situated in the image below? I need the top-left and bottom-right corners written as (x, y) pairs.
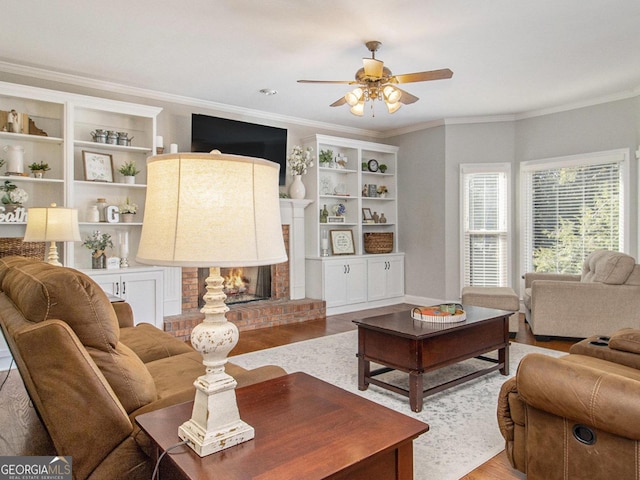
top-left (297, 79), bottom-right (354, 85)
top-left (392, 68), bottom-right (454, 84)
top-left (330, 97), bottom-right (347, 107)
top-left (395, 87), bottom-right (419, 105)
top-left (363, 58), bottom-right (384, 78)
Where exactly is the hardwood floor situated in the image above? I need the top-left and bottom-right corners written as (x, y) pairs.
top-left (0, 303), bottom-right (575, 478)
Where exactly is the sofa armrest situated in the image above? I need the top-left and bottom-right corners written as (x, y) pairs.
top-left (14, 320), bottom-right (133, 479)
top-left (517, 353), bottom-right (640, 440)
top-left (113, 302), bottom-right (134, 328)
top-left (523, 272), bottom-right (580, 288)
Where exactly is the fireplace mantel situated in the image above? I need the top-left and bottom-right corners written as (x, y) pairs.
top-left (279, 198), bottom-right (312, 300)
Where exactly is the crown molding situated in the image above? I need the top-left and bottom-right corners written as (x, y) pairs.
top-left (0, 60), bottom-right (382, 139)
top-left (1, 60), bottom-right (638, 140)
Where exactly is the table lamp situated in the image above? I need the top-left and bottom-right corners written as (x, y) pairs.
top-left (136, 151), bottom-right (287, 456)
top-left (23, 203), bottom-right (81, 266)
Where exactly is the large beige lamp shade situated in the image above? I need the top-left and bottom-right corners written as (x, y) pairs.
top-left (23, 203), bottom-right (81, 266)
top-left (137, 152), bottom-right (287, 456)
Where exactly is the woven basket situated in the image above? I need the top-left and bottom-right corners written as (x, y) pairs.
top-left (363, 232), bottom-right (393, 254)
top-left (0, 237), bottom-right (46, 260)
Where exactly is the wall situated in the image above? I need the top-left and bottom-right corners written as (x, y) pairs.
top-left (393, 96), bottom-right (639, 302)
top-left (389, 126), bottom-right (446, 301)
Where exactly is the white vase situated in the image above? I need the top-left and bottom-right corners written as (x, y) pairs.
top-left (124, 176), bottom-right (135, 184)
top-left (289, 175), bottom-right (306, 199)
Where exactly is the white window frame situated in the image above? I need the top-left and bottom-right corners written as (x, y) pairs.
top-left (460, 162), bottom-right (512, 289)
top-left (520, 148), bottom-right (630, 274)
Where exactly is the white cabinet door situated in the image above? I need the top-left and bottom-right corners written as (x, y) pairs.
top-left (89, 269), bottom-right (163, 328)
top-left (367, 255), bottom-right (405, 301)
top-left (123, 270), bottom-right (163, 327)
top-left (324, 258), bottom-right (367, 308)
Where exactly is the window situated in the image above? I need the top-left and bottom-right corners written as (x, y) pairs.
top-left (521, 149), bottom-right (629, 274)
top-left (460, 163), bottom-right (511, 287)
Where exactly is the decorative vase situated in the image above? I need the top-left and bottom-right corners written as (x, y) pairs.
top-left (91, 252), bottom-right (106, 269)
top-left (289, 175), bottom-right (306, 199)
top-left (121, 213), bottom-right (135, 223)
top-left (124, 176), bottom-right (135, 184)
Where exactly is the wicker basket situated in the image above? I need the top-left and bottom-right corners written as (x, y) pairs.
top-left (363, 232), bottom-right (394, 254)
top-left (0, 237), bottom-right (46, 260)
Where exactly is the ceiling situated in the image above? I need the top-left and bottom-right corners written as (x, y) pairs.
top-left (2, 0), bottom-right (640, 134)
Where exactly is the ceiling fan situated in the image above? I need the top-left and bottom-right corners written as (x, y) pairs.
top-left (298, 41), bottom-right (453, 116)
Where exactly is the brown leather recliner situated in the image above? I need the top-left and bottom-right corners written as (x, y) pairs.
top-left (497, 329), bottom-right (640, 479)
top-left (0, 256), bottom-right (286, 480)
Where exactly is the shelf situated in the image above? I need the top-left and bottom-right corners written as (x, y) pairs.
top-left (81, 222), bottom-right (143, 226)
top-left (319, 167), bottom-right (358, 174)
top-left (0, 131), bottom-right (63, 144)
top-left (0, 175), bottom-right (64, 184)
top-left (74, 180), bottom-right (147, 188)
top-left (361, 196), bottom-right (395, 201)
top-left (74, 140), bottom-right (152, 154)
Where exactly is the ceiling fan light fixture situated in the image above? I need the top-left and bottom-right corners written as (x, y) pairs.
top-left (386, 101), bottom-right (401, 114)
top-left (350, 100), bottom-right (365, 116)
top-left (383, 85), bottom-right (401, 104)
top-left (345, 87), bottom-right (363, 106)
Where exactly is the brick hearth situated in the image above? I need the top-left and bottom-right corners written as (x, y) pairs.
top-left (164, 223), bottom-right (326, 341)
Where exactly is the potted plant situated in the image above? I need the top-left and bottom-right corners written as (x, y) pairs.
top-left (379, 164), bottom-right (388, 173)
top-left (28, 161), bottom-right (51, 178)
top-left (118, 197), bottom-right (138, 223)
top-left (83, 231), bottom-right (113, 269)
top-left (117, 160), bottom-right (140, 184)
top-left (1, 180), bottom-right (28, 207)
top-left (319, 149), bottom-right (333, 167)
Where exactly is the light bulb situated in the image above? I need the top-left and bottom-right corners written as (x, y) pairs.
top-left (383, 85), bottom-right (402, 104)
top-left (345, 88), bottom-right (363, 107)
top-left (350, 100), bottom-right (365, 116)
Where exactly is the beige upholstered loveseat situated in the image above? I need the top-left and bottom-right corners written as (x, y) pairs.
top-left (523, 250), bottom-right (640, 340)
top-left (0, 256), bottom-right (286, 480)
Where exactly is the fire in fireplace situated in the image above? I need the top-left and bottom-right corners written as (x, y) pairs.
top-left (198, 266), bottom-right (272, 307)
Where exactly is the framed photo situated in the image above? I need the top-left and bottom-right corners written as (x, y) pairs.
top-left (82, 151), bottom-right (114, 182)
top-left (330, 229), bottom-right (355, 255)
top-left (362, 208), bottom-right (373, 222)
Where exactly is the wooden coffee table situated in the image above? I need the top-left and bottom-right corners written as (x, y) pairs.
top-left (136, 372), bottom-right (429, 480)
top-left (354, 305), bottom-right (512, 412)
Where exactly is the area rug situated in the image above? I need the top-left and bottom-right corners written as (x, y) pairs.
top-left (231, 330), bottom-right (564, 480)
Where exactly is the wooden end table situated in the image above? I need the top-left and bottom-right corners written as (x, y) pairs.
top-left (136, 372), bottom-right (429, 480)
top-left (354, 305), bottom-right (511, 412)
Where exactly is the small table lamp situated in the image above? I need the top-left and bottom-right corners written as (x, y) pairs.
top-left (136, 151), bottom-right (287, 456)
top-left (23, 203), bottom-right (81, 266)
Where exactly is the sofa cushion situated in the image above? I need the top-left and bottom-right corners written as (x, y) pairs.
top-left (581, 250), bottom-right (635, 285)
top-left (120, 323), bottom-right (194, 363)
top-left (1, 260), bottom-right (157, 413)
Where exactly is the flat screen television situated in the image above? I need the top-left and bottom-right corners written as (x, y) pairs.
top-left (191, 114), bottom-right (288, 185)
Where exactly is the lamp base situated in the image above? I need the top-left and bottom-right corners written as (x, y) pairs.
top-left (46, 241), bottom-right (62, 266)
top-left (178, 267), bottom-right (254, 456)
top-left (178, 376), bottom-right (254, 456)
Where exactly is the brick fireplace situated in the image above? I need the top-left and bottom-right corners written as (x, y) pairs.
top-left (164, 200), bottom-right (324, 341)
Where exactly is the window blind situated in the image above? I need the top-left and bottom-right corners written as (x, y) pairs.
top-left (521, 150), bottom-right (626, 274)
top-left (461, 166), bottom-right (509, 287)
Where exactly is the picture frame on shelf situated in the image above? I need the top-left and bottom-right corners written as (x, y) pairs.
top-left (327, 216), bottom-right (345, 223)
top-left (330, 229), bottom-right (355, 255)
top-left (82, 150), bottom-right (114, 182)
top-left (362, 208), bottom-right (373, 222)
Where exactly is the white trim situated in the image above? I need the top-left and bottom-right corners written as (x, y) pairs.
top-left (0, 60), bottom-right (382, 140)
top-left (521, 148), bottom-right (629, 171)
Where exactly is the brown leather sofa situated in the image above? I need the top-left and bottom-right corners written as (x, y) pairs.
top-left (0, 256), bottom-right (286, 480)
top-left (497, 328), bottom-right (640, 479)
